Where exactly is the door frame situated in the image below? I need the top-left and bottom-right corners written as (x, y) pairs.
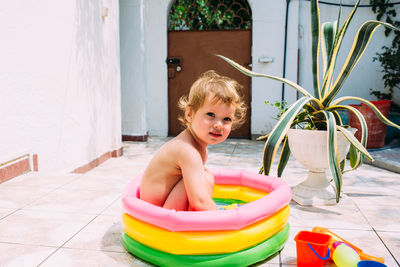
top-left (167, 29), bottom-right (252, 138)
top-left (119, 0), bottom-right (299, 138)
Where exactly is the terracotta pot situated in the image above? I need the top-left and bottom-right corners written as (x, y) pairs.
top-left (348, 100), bottom-right (391, 149)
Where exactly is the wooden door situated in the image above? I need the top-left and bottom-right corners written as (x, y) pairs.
top-left (167, 29), bottom-right (251, 137)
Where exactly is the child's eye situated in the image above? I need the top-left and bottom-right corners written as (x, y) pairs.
top-left (207, 112), bottom-right (215, 118)
top-left (224, 117), bottom-right (232, 122)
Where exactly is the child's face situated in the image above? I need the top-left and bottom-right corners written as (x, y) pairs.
top-left (186, 94), bottom-right (235, 146)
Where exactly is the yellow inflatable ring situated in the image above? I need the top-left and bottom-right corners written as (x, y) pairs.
top-left (122, 169), bottom-right (292, 232)
top-left (122, 169), bottom-right (292, 265)
top-left (122, 205), bottom-right (290, 254)
top-left (213, 184), bottom-right (267, 201)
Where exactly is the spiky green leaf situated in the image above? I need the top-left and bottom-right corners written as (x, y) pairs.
top-left (320, 0), bottom-right (360, 98)
top-left (332, 97), bottom-right (400, 131)
top-left (340, 158), bottom-right (346, 172)
top-left (321, 21), bottom-right (336, 74)
top-left (349, 144), bottom-right (358, 168)
top-left (323, 21), bottom-right (400, 106)
top-left (311, 0), bottom-right (321, 98)
top-left (337, 125), bottom-right (373, 161)
top-left (216, 55), bottom-right (313, 98)
top-left (277, 136), bottom-right (291, 177)
top-left (321, 111), bottom-right (342, 202)
top-left (262, 97), bottom-right (314, 175)
top-left (337, 105), bottom-right (369, 169)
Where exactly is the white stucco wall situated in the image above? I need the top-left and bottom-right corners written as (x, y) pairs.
top-left (249, 0), bottom-right (299, 135)
top-left (120, 0), bottom-right (393, 138)
top-left (0, 0), bottom-right (122, 172)
top-left (120, 0), bottom-right (147, 137)
top-left (298, 0), bottom-right (393, 104)
top-left (120, 0), bottom-right (300, 137)
top-left (120, 0), bottom-right (169, 137)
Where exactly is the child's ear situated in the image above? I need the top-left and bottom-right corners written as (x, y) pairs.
top-left (185, 106), bottom-right (193, 123)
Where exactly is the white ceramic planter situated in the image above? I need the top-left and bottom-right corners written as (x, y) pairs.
top-left (287, 128), bottom-right (354, 206)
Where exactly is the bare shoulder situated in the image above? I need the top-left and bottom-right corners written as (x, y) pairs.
top-left (168, 133), bottom-right (201, 161)
top-left (152, 133), bottom-right (197, 163)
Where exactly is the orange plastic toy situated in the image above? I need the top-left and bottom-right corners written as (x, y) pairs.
top-left (312, 227), bottom-right (384, 263)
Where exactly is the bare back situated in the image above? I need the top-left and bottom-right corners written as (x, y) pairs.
top-left (139, 129), bottom-right (208, 208)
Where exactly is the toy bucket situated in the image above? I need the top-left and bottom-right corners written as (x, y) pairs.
top-left (294, 231), bottom-right (332, 267)
top-left (358, 260), bottom-right (387, 267)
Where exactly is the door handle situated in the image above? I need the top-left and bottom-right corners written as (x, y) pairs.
top-left (167, 57), bottom-right (182, 78)
top-left (167, 57), bottom-right (181, 65)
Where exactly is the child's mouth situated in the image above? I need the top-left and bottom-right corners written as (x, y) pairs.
top-left (209, 132), bottom-right (222, 138)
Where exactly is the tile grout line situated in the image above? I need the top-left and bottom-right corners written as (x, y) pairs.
top-left (372, 228), bottom-right (400, 266)
top-left (228, 142), bottom-right (238, 165)
top-left (37, 214), bottom-right (100, 266)
top-left (99, 194), bottom-right (123, 215)
top-left (0, 176), bottom-right (83, 221)
top-left (36, 190), bottom-right (122, 265)
top-left (350, 197), bottom-right (400, 266)
top-left (0, 240), bottom-right (58, 248)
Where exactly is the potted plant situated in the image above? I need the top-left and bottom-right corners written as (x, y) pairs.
top-left (218, 0), bottom-right (400, 205)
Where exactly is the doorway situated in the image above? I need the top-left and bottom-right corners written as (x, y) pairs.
top-left (167, 0), bottom-right (252, 138)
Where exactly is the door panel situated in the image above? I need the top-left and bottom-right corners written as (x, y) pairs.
top-left (168, 30), bottom-right (251, 138)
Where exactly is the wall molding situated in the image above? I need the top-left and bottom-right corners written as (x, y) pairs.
top-left (72, 147), bottom-right (124, 174)
top-left (122, 134), bottom-right (148, 142)
top-left (0, 154), bottom-right (38, 184)
top-left (0, 146), bottom-right (124, 183)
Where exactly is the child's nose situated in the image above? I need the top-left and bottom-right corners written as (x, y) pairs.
top-left (214, 120), bottom-right (223, 129)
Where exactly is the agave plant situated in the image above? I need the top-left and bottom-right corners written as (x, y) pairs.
top-left (218, 0), bottom-right (400, 202)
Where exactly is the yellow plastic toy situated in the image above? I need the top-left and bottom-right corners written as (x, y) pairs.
top-left (312, 227), bottom-right (384, 263)
top-left (332, 242), bottom-right (361, 267)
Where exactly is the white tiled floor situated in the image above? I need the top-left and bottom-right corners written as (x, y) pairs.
top-left (0, 137), bottom-right (399, 266)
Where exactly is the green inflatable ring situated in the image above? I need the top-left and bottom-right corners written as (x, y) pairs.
top-left (122, 224), bottom-right (289, 267)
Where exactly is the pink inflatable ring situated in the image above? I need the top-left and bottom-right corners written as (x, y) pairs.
top-left (122, 169), bottom-right (292, 232)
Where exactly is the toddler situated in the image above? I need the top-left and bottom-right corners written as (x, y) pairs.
top-left (140, 70), bottom-right (246, 211)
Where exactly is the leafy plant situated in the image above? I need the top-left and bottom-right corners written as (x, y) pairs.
top-left (264, 101), bottom-right (288, 121)
top-left (169, 0), bottom-right (251, 31)
top-left (369, 0), bottom-right (400, 112)
top-left (218, 0), bottom-right (400, 202)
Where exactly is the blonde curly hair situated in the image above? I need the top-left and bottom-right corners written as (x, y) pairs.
top-left (178, 70), bottom-right (247, 130)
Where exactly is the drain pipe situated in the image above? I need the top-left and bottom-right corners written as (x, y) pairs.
top-left (281, 0), bottom-right (291, 103)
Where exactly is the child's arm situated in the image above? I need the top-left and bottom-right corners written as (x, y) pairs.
top-left (179, 149), bottom-right (218, 211)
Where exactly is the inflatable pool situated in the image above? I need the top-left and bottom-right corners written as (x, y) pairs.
top-left (122, 169), bottom-right (291, 266)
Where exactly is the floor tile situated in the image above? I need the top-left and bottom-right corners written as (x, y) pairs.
top-left (0, 186), bottom-right (52, 209)
top-left (64, 214), bottom-right (125, 252)
top-left (40, 248), bottom-right (135, 267)
top-left (288, 198), bottom-right (371, 230)
top-left (228, 156), bottom-right (263, 169)
top-left (207, 153), bottom-right (234, 167)
top-left (322, 228), bottom-right (397, 266)
top-left (24, 188), bottom-right (120, 214)
top-left (253, 262), bottom-right (280, 267)
top-left (0, 210), bottom-right (95, 247)
top-left (1, 172), bottom-right (80, 190)
top-left (0, 242), bottom-right (56, 267)
top-left (252, 253), bottom-right (280, 265)
top-left (129, 256), bottom-right (155, 266)
top-left (0, 138), bottom-right (399, 266)
top-left (86, 157), bottom-right (147, 178)
top-left (0, 208), bottom-right (15, 220)
top-left (377, 231), bottom-right (400, 265)
top-left (101, 198), bottom-right (123, 216)
top-left (358, 204), bottom-right (400, 232)
top-left (61, 175), bottom-right (130, 192)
